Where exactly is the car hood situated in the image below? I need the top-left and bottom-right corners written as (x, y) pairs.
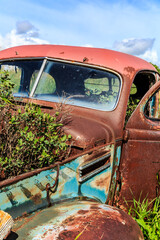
top-left (63, 114), bottom-right (114, 149)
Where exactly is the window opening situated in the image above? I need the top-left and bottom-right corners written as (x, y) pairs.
top-left (125, 72), bottom-right (156, 123)
top-left (144, 88), bottom-right (160, 120)
top-left (0, 60), bottom-right (43, 97)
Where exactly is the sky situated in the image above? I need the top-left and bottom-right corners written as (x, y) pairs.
top-left (0, 0), bottom-right (160, 66)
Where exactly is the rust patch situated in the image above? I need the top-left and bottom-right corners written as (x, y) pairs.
top-left (14, 210), bottom-right (40, 232)
top-left (31, 193), bottom-right (42, 205)
top-left (115, 157), bottom-right (119, 163)
top-left (90, 172), bottom-right (111, 192)
top-left (63, 216), bottom-right (75, 225)
top-left (95, 174), bottom-right (110, 189)
top-left (79, 147), bottom-right (110, 166)
top-left (58, 230), bottom-right (78, 239)
top-left (83, 57), bottom-right (89, 63)
top-left (55, 206), bottom-right (143, 240)
top-left (13, 201), bottom-right (143, 239)
top-left (90, 205), bottom-right (100, 210)
top-left (77, 210), bottom-right (89, 215)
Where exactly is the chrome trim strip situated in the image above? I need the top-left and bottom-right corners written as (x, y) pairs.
top-left (79, 153), bottom-right (111, 183)
top-left (79, 162), bottom-right (111, 183)
top-left (30, 58), bottom-right (47, 97)
top-left (0, 57), bottom-right (46, 62)
top-left (79, 153), bottom-right (111, 171)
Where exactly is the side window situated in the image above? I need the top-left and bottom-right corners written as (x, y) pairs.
top-left (0, 65), bottom-right (22, 93)
top-left (30, 70), bottom-right (39, 92)
top-left (126, 72), bottom-right (156, 123)
top-left (34, 72), bottom-right (56, 95)
top-left (0, 60), bottom-right (43, 97)
top-left (145, 89), bottom-right (160, 119)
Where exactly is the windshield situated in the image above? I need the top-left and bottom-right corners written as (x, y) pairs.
top-left (0, 59), bottom-right (121, 111)
top-left (0, 60), bottom-right (43, 97)
top-left (34, 60), bottom-right (121, 111)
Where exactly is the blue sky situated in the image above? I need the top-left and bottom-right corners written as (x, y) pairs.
top-left (0, 0), bottom-right (160, 66)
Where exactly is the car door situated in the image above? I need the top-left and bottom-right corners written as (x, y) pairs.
top-left (119, 80), bottom-right (160, 203)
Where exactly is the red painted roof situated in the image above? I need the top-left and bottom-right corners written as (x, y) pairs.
top-left (0, 45), bottom-right (156, 74)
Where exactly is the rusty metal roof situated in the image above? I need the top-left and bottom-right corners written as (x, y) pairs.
top-left (0, 45), bottom-right (156, 75)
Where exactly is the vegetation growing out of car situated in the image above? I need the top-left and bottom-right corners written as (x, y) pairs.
top-left (126, 63), bottom-right (160, 124)
top-left (0, 71), bottom-right (71, 179)
top-left (126, 194), bottom-right (160, 240)
top-left (125, 96), bottom-right (139, 123)
top-left (125, 63), bottom-right (160, 239)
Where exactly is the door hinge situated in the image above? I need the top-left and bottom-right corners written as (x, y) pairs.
top-left (123, 129), bottom-right (129, 142)
top-left (116, 169), bottom-right (121, 184)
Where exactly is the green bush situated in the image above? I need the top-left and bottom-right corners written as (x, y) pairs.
top-left (125, 97), bottom-right (139, 123)
top-left (0, 71), bottom-right (71, 179)
top-left (151, 63), bottom-right (160, 74)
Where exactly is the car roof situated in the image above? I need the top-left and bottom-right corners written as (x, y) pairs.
top-left (0, 45), bottom-right (156, 75)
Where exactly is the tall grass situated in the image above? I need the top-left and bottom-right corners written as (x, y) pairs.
top-left (127, 195), bottom-right (160, 240)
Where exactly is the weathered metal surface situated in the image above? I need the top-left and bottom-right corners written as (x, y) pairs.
top-left (0, 144), bottom-right (111, 188)
top-left (0, 45), bottom-right (155, 75)
top-left (0, 45), bottom-right (159, 239)
top-left (119, 81), bottom-right (160, 203)
top-left (106, 144), bottom-right (122, 205)
top-left (10, 200), bottom-right (143, 240)
top-left (0, 145), bottom-right (115, 219)
top-left (120, 140), bottom-right (160, 203)
top-left (23, 96), bottom-right (120, 149)
top-left (0, 45), bottom-right (157, 145)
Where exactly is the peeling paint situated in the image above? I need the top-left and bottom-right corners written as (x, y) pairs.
top-left (11, 200), bottom-right (143, 240)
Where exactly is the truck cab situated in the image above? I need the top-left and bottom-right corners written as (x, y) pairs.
top-left (0, 45), bottom-right (159, 239)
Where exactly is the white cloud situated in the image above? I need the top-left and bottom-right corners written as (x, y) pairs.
top-left (113, 38), bottom-right (160, 66)
top-left (113, 38), bottom-right (155, 55)
top-left (0, 21), bottom-right (49, 50)
top-left (16, 20), bottom-right (38, 35)
top-left (140, 50), bottom-right (159, 64)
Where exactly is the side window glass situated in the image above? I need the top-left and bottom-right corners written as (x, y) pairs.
top-left (0, 60), bottom-right (43, 97)
top-left (35, 72), bottom-right (56, 95)
top-left (145, 89), bottom-right (160, 119)
top-left (30, 70), bottom-right (39, 92)
top-left (0, 65), bottom-right (22, 93)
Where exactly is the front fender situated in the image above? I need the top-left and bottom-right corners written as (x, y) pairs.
top-left (13, 199), bottom-right (143, 240)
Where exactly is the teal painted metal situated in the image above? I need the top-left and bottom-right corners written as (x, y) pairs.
top-left (115, 145), bottom-right (121, 166)
top-left (106, 145), bottom-right (122, 204)
top-left (0, 145), bottom-right (117, 220)
top-left (12, 199), bottom-right (143, 240)
top-left (114, 146), bottom-right (122, 193)
top-left (80, 167), bottom-right (111, 203)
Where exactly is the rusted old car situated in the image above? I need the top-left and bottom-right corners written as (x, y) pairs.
top-left (0, 45), bottom-right (160, 240)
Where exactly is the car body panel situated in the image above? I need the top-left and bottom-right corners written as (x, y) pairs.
top-left (119, 81), bottom-right (160, 203)
top-left (0, 45), bottom-right (159, 239)
top-left (0, 45), bottom-right (155, 74)
top-left (0, 145), bottom-right (114, 219)
top-left (10, 200), bottom-right (143, 240)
